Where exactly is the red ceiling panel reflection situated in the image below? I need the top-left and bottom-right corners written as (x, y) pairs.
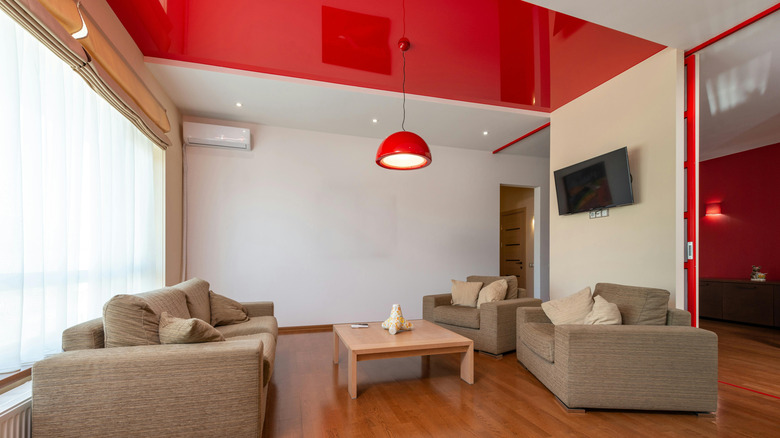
top-left (107, 0), bottom-right (664, 112)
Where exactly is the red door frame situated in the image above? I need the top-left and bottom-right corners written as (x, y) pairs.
top-left (684, 56), bottom-right (697, 327)
top-left (682, 3), bottom-right (780, 327)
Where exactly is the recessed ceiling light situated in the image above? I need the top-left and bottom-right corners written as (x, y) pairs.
top-left (483, 131), bottom-right (489, 136)
top-left (235, 102), bottom-right (243, 107)
top-left (372, 118), bottom-right (378, 124)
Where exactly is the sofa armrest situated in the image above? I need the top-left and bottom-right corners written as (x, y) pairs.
top-left (33, 339), bottom-right (265, 437)
top-left (517, 306), bottom-right (551, 325)
top-left (666, 308), bottom-right (691, 326)
top-left (422, 293), bottom-right (452, 321)
top-left (244, 301), bottom-right (274, 317)
top-left (554, 325), bottom-right (718, 411)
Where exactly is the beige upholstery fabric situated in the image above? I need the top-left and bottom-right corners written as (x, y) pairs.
top-left (137, 287), bottom-right (191, 319)
top-left (216, 316), bottom-right (279, 339)
top-left (433, 305), bottom-right (480, 329)
top-left (477, 279), bottom-right (508, 309)
top-left (228, 333), bottom-right (276, 387)
top-left (174, 278), bottom-right (211, 323)
top-left (541, 287), bottom-right (593, 325)
top-left (594, 283), bottom-right (669, 325)
top-left (467, 275), bottom-right (520, 299)
top-left (159, 312), bottom-right (225, 344)
top-left (423, 292), bottom-right (542, 354)
top-left (584, 295), bottom-right (622, 325)
top-left (450, 280), bottom-right (483, 307)
top-left (103, 295), bottom-right (157, 347)
top-left (62, 317), bottom-right (104, 351)
top-left (210, 291), bottom-right (250, 326)
top-left (244, 301), bottom-right (274, 318)
top-left (667, 308), bottom-right (692, 326)
top-left (32, 339), bottom-right (266, 437)
top-left (519, 322), bottom-right (555, 362)
top-left (516, 288), bottom-right (719, 413)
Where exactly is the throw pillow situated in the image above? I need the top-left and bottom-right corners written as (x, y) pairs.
top-left (584, 295), bottom-right (622, 325)
top-left (209, 290), bottom-right (250, 326)
top-left (541, 286), bottom-right (594, 325)
top-left (103, 294), bottom-right (161, 347)
top-left (450, 280), bottom-right (483, 307)
top-left (476, 279), bottom-right (508, 309)
top-left (158, 311), bottom-right (225, 344)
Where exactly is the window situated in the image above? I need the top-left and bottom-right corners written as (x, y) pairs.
top-left (0, 11), bottom-right (164, 372)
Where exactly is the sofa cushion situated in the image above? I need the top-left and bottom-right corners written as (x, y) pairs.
top-left (476, 279), bottom-right (508, 309)
top-left (594, 283), bottom-right (670, 325)
top-left (210, 291), bottom-right (250, 326)
top-left (174, 278), bottom-right (211, 323)
top-left (159, 312), bottom-right (225, 344)
top-left (227, 332), bottom-right (276, 387)
top-left (450, 280), bottom-right (483, 307)
top-left (520, 322), bottom-right (555, 363)
top-left (584, 295), bottom-right (622, 325)
top-left (467, 275), bottom-right (520, 299)
top-left (62, 317), bottom-right (105, 351)
top-left (136, 287), bottom-right (191, 319)
top-left (433, 305), bottom-right (480, 329)
top-left (216, 316), bottom-right (279, 339)
top-left (541, 287), bottom-right (593, 325)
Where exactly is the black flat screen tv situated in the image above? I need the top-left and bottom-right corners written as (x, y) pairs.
top-left (554, 147), bottom-right (634, 215)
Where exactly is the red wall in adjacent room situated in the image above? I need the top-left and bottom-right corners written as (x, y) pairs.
top-left (699, 142), bottom-right (780, 280)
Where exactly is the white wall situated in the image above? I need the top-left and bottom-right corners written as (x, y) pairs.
top-left (549, 48), bottom-right (685, 305)
top-left (185, 125), bottom-right (550, 326)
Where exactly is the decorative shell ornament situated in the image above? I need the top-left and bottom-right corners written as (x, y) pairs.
top-left (381, 304), bottom-right (414, 335)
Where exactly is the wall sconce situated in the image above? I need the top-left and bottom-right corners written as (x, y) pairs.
top-left (705, 202), bottom-right (722, 216)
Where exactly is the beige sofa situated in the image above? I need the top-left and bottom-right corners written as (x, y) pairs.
top-left (423, 275), bottom-right (542, 355)
top-left (517, 283), bottom-right (718, 413)
top-left (32, 278), bottom-right (277, 437)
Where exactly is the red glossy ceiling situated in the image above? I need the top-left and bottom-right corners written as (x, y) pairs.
top-left (108, 0), bottom-right (664, 112)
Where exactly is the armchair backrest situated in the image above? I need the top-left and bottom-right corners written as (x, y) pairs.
top-left (466, 275), bottom-right (521, 299)
top-left (593, 283), bottom-right (670, 325)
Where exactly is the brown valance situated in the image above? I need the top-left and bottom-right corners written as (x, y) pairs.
top-left (1, 0), bottom-right (171, 148)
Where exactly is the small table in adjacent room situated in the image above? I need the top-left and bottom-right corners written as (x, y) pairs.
top-left (333, 319), bottom-right (474, 399)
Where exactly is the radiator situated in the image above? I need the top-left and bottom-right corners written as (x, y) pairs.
top-left (0, 381), bottom-right (32, 438)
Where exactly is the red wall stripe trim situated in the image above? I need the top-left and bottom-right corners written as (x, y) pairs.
top-left (492, 122), bottom-right (550, 154)
top-left (685, 3), bottom-right (780, 57)
top-left (719, 381), bottom-right (780, 400)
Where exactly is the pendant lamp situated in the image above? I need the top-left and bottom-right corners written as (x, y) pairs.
top-left (376, 36), bottom-right (431, 170)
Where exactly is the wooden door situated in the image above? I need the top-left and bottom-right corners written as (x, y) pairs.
top-left (500, 208), bottom-right (526, 289)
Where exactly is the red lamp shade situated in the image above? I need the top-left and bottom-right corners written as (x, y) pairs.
top-left (705, 202), bottom-right (722, 215)
top-left (376, 131), bottom-right (432, 170)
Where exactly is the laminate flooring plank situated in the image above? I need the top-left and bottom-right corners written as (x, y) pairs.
top-left (263, 324), bottom-right (779, 437)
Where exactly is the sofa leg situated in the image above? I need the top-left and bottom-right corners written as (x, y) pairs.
top-left (555, 396), bottom-right (586, 414)
top-left (478, 351), bottom-right (503, 360)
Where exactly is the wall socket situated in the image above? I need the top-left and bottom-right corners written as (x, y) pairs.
top-left (589, 208), bottom-right (609, 219)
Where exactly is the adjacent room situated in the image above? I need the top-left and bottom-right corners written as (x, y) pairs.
top-left (1, 1), bottom-right (778, 437)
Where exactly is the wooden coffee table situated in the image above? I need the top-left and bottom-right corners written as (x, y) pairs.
top-left (333, 319), bottom-right (474, 398)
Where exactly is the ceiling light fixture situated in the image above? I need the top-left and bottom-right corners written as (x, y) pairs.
top-left (372, 118), bottom-right (378, 124)
top-left (483, 131), bottom-right (489, 136)
top-left (235, 102), bottom-right (243, 107)
top-left (375, 2), bottom-right (431, 170)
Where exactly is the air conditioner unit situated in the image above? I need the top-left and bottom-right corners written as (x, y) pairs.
top-left (183, 122), bottom-right (251, 150)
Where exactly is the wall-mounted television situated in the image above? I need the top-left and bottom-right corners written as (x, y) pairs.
top-left (554, 147), bottom-right (634, 215)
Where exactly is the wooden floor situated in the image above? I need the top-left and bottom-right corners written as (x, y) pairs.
top-left (263, 320), bottom-right (780, 437)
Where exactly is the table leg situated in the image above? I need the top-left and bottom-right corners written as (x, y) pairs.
top-left (460, 343), bottom-right (474, 384)
top-left (348, 350), bottom-right (358, 399)
top-left (333, 331), bottom-right (340, 364)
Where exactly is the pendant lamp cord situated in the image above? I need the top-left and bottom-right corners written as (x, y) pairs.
top-left (401, 0), bottom-right (407, 132)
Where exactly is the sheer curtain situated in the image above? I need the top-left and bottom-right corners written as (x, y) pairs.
top-left (0, 12), bottom-right (164, 372)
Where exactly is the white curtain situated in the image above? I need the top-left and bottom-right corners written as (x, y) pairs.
top-left (0, 11), bottom-right (164, 372)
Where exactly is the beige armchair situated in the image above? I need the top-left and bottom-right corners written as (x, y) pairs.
top-left (423, 275), bottom-right (542, 355)
top-left (517, 283), bottom-right (718, 413)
